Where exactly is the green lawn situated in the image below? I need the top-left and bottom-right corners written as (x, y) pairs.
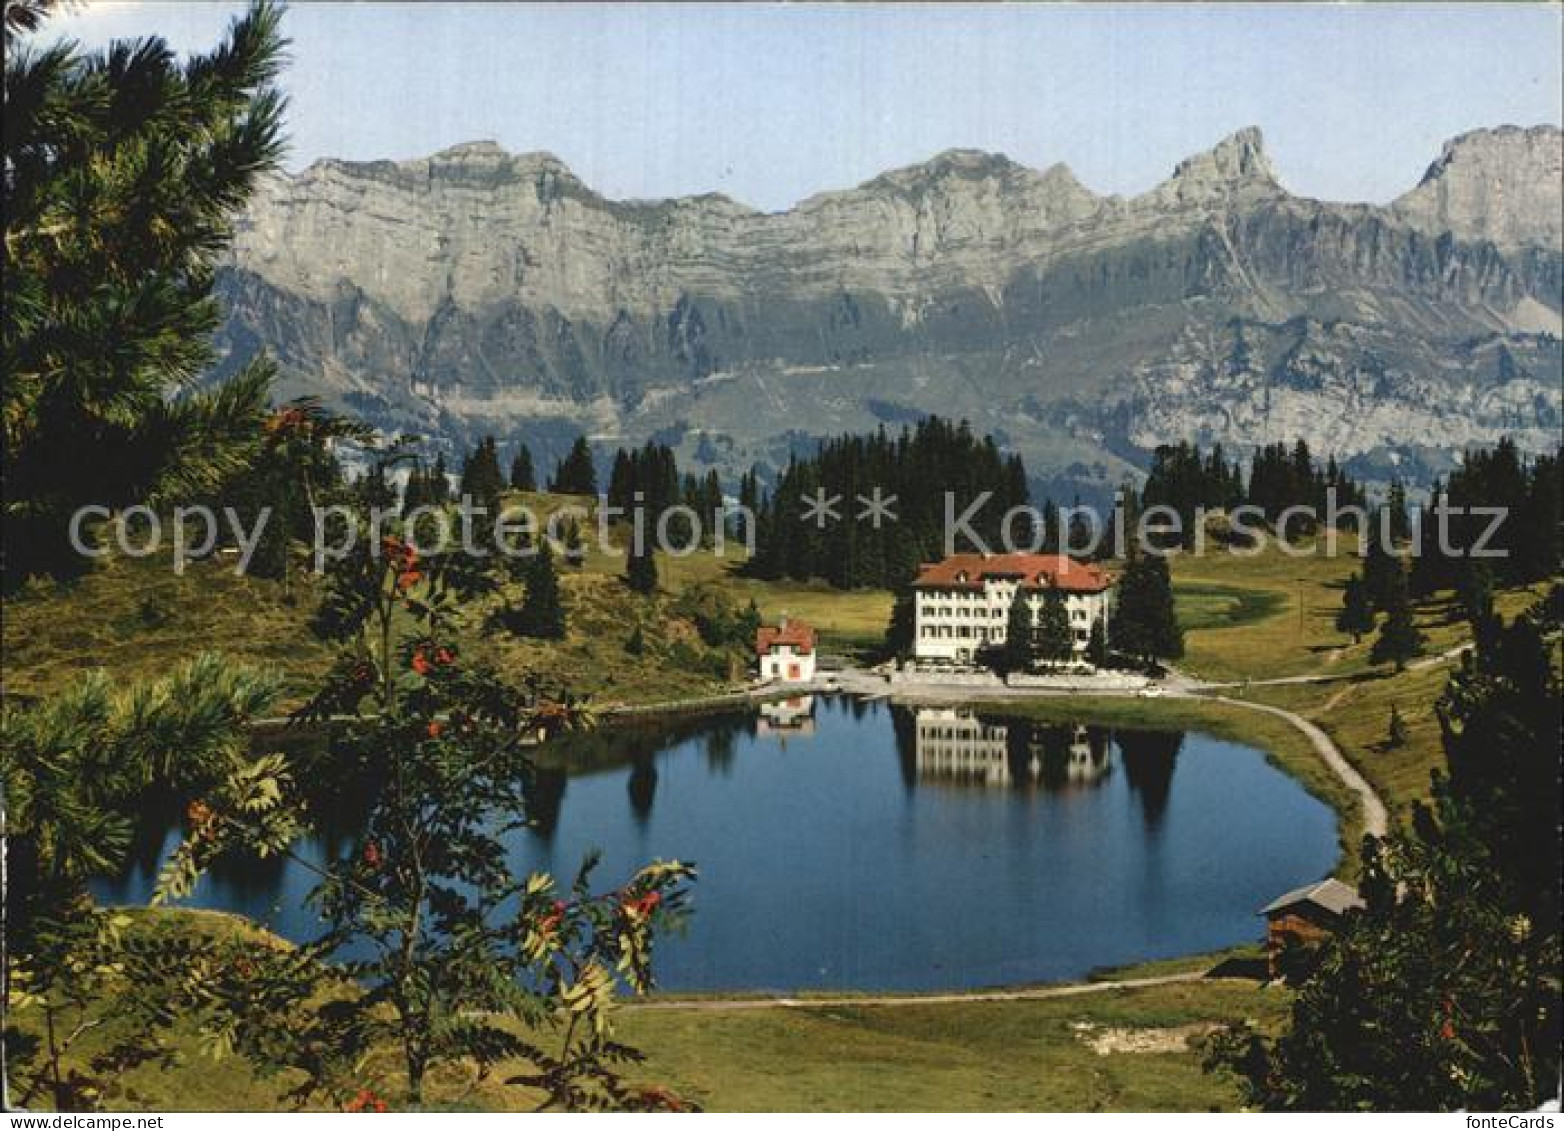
top-left (1230, 581), bottom-right (1549, 824)
top-left (1174, 581), bottom-right (1287, 633)
top-left (618, 977), bottom-right (1282, 1112)
top-left (1171, 539), bottom-right (1361, 683)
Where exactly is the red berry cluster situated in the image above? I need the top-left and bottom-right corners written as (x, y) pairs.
top-left (343, 1087), bottom-right (388, 1112)
top-left (537, 899), bottom-right (568, 935)
top-left (381, 537), bottom-right (422, 592)
top-left (185, 800), bottom-right (217, 842)
top-left (409, 645), bottom-right (455, 676)
top-left (264, 407), bottom-right (310, 437)
top-left (622, 890), bottom-right (662, 917)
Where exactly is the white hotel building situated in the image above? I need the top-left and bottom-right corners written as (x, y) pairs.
top-left (911, 552), bottom-right (1115, 666)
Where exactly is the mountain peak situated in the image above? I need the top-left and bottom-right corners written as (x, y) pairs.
top-left (1156, 126), bottom-right (1278, 202)
top-left (433, 139), bottom-right (508, 160)
top-left (1424, 124), bottom-right (1561, 172)
top-left (429, 141), bottom-right (572, 174)
top-left (862, 148), bottom-right (1030, 193)
top-left (1394, 124), bottom-right (1562, 250)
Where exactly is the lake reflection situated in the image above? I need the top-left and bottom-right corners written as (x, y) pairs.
top-left (94, 697), bottom-right (1338, 992)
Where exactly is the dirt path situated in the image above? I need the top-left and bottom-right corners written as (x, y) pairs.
top-left (627, 970), bottom-right (1213, 1012)
top-left (1313, 682), bottom-right (1356, 716)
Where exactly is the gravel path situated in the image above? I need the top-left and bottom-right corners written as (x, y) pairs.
top-left (626, 971), bottom-right (1212, 1012)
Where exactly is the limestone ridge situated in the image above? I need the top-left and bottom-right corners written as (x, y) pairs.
top-left (1151, 126), bottom-right (1282, 205)
top-left (213, 125), bottom-right (1563, 491)
top-left (1393, 125), bottom-right (1564, 250)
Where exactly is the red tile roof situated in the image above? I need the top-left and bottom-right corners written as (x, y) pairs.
top-left (912, 552), bottom-right (1113, 593)
top-left (756, 620), bottom-right (816, 656)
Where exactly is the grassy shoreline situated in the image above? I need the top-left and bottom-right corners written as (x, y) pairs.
top-left (16, 907), bottom-right (1277, 1112)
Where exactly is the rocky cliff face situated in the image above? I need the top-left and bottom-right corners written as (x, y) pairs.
top-left (1394, 125), bottom-right (1563, 251)
top-left (214, 126), bottom-right (1563, 492)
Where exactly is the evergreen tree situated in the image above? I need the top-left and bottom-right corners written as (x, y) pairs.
top-left (699, 469), bottom-right (723, 546)
top-left (1113, 553), bottom-right (1183, 668)
top-left (1515, 452), bottom-right (1560, 582)
top-left (1034, 587), bottom-right (1074, 668)
top-left (625, 541), bottom-right (658, 595)
top-left (625, 624), bottom-right (646, 656)
top-left (1361, 521), bottom-right (1402, 612)
top-left (1335, 572), bottom-right (1375, 643)
top-left (562, 518), bottom-right (585, 566)
top-left (1001, 590), bottom-right (1035, 673)
top-left (1455, 560), bottom-right (1494, 628)
top-left (735, 467), bottom-right (761, 543)
top-left (429, 453), bottom-right (451, 504)
top-left (3, 0), bottom-right (287, 586)
top-left (459, 437), bottom-right (504, 510)
top-left (1386, 704), bottom-right (1409, 749)
top-left (357, 460), bottom-right (396, 511)
top-left (225, 454), bottom-right (291, 581)
top-left (509, 444), bottom-right (536, 492)
top-left (883, 588), bottom-right (917, 660)
top-left (511, 540), bottom-right (565, 639)
top-left (1385, 479), bottom-right (1411, 544)
top-left (1370, 569), bottom-right (1425, 671)
top-left (744, 415), bottom-right (1027, 588)
top-left (551, 437), bottom-right (598, 495)
top-left (1087, 616), bottom-right (1110, 669)
top-left (401, 464), bottom-right (433, 516)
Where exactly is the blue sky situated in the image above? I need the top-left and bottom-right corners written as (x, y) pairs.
top-left (42, 2), bottom-right (1563, 212)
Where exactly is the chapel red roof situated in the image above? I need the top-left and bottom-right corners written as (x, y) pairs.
top-left (756, 620), bottom-right (816, 656)
top-left (912, 552), bottom-right (1113, 593)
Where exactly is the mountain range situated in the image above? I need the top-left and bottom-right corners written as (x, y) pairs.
top-left (213, 124), bottom-right (1563, 496)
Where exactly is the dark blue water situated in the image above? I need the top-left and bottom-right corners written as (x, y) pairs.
top-left (94, 696), bottom-right (1339, 991)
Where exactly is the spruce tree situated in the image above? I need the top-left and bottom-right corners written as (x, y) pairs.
top-left (1336, 572), bottom-right (1375, 643)
top-left (1385, 479), bottom-right (1411, 544)
top-left (1370, 569), bottom-right (1425, 671)
top-left (509, 444), bottom-right (536, 492)
top-left (1113, 553), bottom-right (1183, 668)
top-left (1034, 587), bottom-right (1074, 668)
top-left (883, 589), bottom-right (916, 660)
top-left (1087, 616), bottom-right (1110, 669)
top-left (513, 540), bottom-right (565, 639)
top-left (736, 467), bottom-right (761, 543)
top-left (459, 437), bottom-right (504, 510)
top-left (1387, 704), bottom-right (1409, 749)
top-left (401, 465), bottom-right (431, 516)
top-left (1455, 561), bottom-right (1494, 628)
top-left (1361, 522), bottom-right (1402, 612)
top-left (1001, 591), bottom-right (1035, 673)
top-left (3, 0), bottom-right (287, 585)
top-left (552, 437), bottom-right (598, 495)
top-left (562, 518), bottom-right (586, 566)
top-left (626, 541), bottom-right (658, 595)
top-left (429, 453), bottom-right (451, 503)
top-left (358, 460), bottom-right (396, 511)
